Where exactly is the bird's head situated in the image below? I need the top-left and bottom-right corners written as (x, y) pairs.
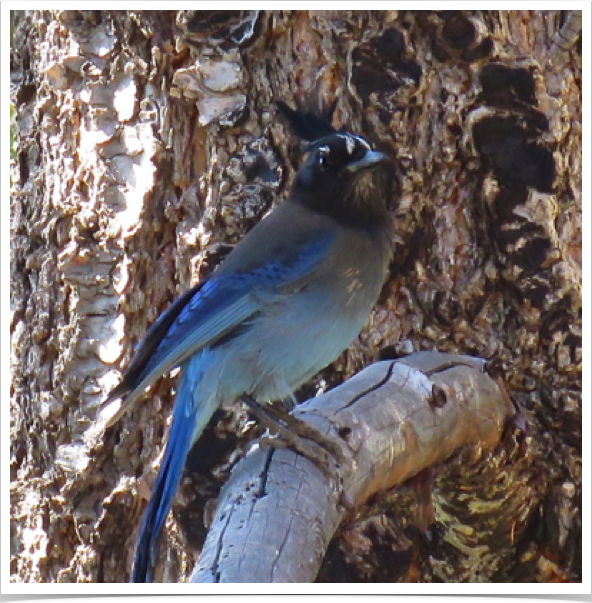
top-left (277, 100), bottom-right (391, 230)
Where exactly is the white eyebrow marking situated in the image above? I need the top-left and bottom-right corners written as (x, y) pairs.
top-left (344, 135), bottom-right (356, 155)
top-left (337, 133), bottom-right (372, 154)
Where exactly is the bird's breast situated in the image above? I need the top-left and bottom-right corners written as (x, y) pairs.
top-left (204, 224), bottom-right (392, 405)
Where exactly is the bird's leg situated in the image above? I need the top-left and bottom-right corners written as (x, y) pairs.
top-left (241, 395), bottom-right (345, 472)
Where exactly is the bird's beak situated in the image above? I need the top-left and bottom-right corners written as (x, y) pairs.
top-left (346, 149), bottom-right (388, 173)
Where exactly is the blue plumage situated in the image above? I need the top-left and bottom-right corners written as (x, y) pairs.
top-left (103, 102), bottom-right (393, 582)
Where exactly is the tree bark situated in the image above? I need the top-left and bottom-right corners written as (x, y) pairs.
top-left (10, 10), bottom-right (581, 583)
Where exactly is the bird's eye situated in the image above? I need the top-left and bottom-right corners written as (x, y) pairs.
top-left (317, 148), bottom-right (334, 170)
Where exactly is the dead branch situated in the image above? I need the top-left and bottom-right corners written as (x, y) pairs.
top-left (190, 351), bottom-right (511, 583)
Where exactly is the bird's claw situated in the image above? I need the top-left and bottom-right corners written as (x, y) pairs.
top-left (242, 395), bottom-right (345, 475)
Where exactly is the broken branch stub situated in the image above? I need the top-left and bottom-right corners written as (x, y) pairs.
top-left (190, 351), bottom-right (511, 583)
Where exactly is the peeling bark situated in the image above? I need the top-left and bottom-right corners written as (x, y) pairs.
top-left (10, 10), bottom-right (581, 583)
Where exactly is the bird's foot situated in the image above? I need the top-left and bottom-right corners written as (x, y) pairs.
top-left (241, 395), bottom-right (345, 475)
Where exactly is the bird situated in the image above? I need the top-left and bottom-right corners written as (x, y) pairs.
top-left (100, 99), bottom-right (394, 582)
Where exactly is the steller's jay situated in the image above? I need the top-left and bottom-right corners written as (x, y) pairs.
top-left (101, 100), bottom-right (393, 582)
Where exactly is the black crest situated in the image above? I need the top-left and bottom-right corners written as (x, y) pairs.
top-left (276, 99), bottom-right (338, 142)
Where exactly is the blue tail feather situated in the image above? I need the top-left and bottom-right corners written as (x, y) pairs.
top-left (131, 357), bottom-right (217, 583)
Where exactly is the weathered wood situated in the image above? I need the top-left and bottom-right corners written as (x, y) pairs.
top-left (191, 352), bottom-right (509, 582)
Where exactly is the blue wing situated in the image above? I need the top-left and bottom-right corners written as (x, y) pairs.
top-left (102, 228), bottom-right (335, 426)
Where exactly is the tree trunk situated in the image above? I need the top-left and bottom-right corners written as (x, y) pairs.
top-left (10, 10), bottom-right (581, 583)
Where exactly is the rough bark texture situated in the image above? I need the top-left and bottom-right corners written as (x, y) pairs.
top-left (10, 10), bottom-right (581, 583)
top-left (192, 353), bottom-right (510, 583)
